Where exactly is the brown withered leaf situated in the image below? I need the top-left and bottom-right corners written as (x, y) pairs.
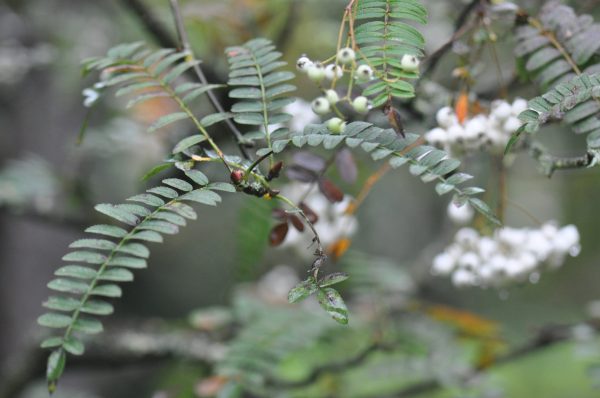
top-left (269, 222), bottom-right (289, 246)
top-left (299, 202), bottom-right (319, 224)
top-left (318, 178), bottom-right (344, 203)
top-left (384, 103), bottom-right (405, 137)
top-left (288, 214), bottom-right (305, 232)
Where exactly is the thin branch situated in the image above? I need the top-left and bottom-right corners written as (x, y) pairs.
top-left (119, 0), bottom-right (177, 48)
top-left (268, 342), bottom-right (386, 389)
top-left (527, 16), bottom-right (582, 76)
top-left (421, 0), bottom-right (484, 78)
top-left (168, 0), bottom-right (251, 160)
top-left (528, 141), bottom-right (596, 177)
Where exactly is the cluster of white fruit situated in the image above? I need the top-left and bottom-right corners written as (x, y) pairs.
top-left (432, 223), bottom-right (581, 288)
top-left (296, 48), bottom-right (420, 122)
top-left (425, 98), bottom-right (528, 155)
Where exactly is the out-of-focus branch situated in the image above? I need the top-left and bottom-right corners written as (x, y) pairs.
top-left (168, 0), bottom-right (250, 160)
top-left (0, 208), bottom-right (89, 230)
top-left (395, 320), bottom-right (600, 397)
top-left (119, 0), bottom-right (177, 48)
top-left (268, 342), bottom-right (387, 389)
top-left (421, 0), bottom-right (484, 78)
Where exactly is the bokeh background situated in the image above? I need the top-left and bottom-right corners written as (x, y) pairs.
top-left (1, 0), bottom-right (600, 397)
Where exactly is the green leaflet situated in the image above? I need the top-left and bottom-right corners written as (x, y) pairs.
top-left (512, 3), bottom-right (600, 159)
top-left (39, 174), bottom-right (234, 391)
top-left (272, 121), bottom-right (498, 224)
top-left (510, 73), bottom-right (600, 163)
top-left (226, 38), bottom-right (296, 151)
top-left (354, 0), bottom-right (428, 105)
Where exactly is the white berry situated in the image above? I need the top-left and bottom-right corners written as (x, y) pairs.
top-left (432, 253), bottom-right (456, 275)
top-left (491, 100), bottom-right (512, 120)
top-left (324, 64), bottom-right (343, 80)
top-left (425, 127), bottom-right (447, 147)
top-left (400, 54), bottom-right (420, 72)
top-left (325, 89), bottom-right (339, 105)
top-left (311, 97), bottom-right (331, 115)
top-left (436, 106), bottom-right (458, 129)
top-left (447, 201), bottom-right (474, 226)
top-left (296, 56), bottom-right (312, 73)
top-left (355, 65), bottom-right (373, 83)
top-left (352, 96), bottom-right (369, 114)
top-left (503, 116), bottom-right (522, 133)
top-left (511, 98), bottom-right (528, 115)
top-left (337, 47), bottom-right (356, 64)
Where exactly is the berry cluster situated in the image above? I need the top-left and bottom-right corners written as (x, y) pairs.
top-left (296, 48), bottom-right (419, 133)
top-left (425, 98), bottom-right (528, 155)
top-left (432, 223), bottom-right (581, 288)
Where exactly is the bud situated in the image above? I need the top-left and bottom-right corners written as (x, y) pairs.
top-left (267, 161), bottom-right (284, 181)
top-left (230, 169), bottom-right (244, 184)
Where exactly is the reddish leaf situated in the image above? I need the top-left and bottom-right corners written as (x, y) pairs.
top-left (318, 178), bottom-right (344, 203)
top-left (299, 202), bottom-right (319, 224)
top-left (289, 214), bottom-right (305, 232)
top-left (335, 149), bottom-right (357, 183)
top-left (293, 151), bottom-right (326, 172)
top-left (269, 222), bottom-right (289, 246)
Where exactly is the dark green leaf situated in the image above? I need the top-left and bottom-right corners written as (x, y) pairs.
top-left (148, 112), bottom-right (188, 132)
top-left (288, 278), bottom-right (318, 303)
top-left (316, 288), bottom-right (349, 325)
top-left (319, 272), bottom-right (350, 287)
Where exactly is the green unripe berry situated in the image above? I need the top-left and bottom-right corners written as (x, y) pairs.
top-left (326, 117), bottom-right (345, 134)
top-left (325, 89), bottom-right (339, 105)
top-left (352, 96), bottom-right (369, 114)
